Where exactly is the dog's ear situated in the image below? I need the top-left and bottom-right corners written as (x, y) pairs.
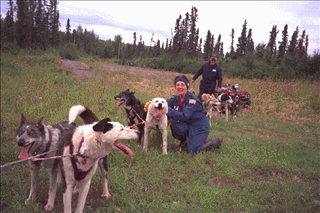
top-left (125, 89), bottom-right (130, 91)
top-left (21, 113), bottom-right (28, 124)
top-left (36, 117), bottom-right (45, 132)
top-left (36, 116), bottom-right (45, 124)
top-left (93, 118), bottom-right (113, 133)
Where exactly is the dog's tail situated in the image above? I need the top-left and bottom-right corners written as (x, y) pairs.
top-left (69, 105), bottom-right (99, 124)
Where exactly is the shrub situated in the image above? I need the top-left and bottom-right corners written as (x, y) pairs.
top-left (0, 41), bottom-right (20, 55)
top-left (59, 43), bottom-right (83, 60)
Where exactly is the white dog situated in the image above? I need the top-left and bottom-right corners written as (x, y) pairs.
top-left (62, 105), bottom-right (139, 213)
top-left (143, 98), bottom-right (168, 154)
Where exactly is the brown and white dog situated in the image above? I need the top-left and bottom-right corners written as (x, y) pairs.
top-left (62, 105), bottom-right (139, 213)
top-left (143, 98), bottom-right (168, 154)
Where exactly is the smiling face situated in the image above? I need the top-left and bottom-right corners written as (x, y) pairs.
top-left (175, 81), bottom-right (188, 97)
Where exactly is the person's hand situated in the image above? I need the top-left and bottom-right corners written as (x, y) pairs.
top-left (216, 87), bottom-right (221, 93)
top-left (191, 79), bottom-right (195, 83)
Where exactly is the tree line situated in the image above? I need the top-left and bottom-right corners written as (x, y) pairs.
top-left (1, 1), bottom-right (319, 80)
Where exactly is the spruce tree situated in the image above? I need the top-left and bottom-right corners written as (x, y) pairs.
top-left (236, 19), bottom-right (248, 58)
top-left (3, 0), bottom-right (15, 43)
top-left (266, 25), bottom-right (279, 61)
top-left (277, 24), bottom-right (288, 64)
top-left (247, 29), bottom-right (254, 53)
top-left (66, 18), bottom-right (71, 42)
top-left (203, 30), bottom-right (212, 61)
top-left (230, 28), bottom-right (235, 59)
top-left (16, 0), bottom-right (28, 48)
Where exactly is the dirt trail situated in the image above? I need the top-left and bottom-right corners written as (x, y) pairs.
top-left (59, 58), bottom-right (193, 81)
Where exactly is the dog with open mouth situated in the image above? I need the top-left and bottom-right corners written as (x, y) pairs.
top-left (114, 89), bottom-right (146, 145)
top-left (143, 97), bottom-right (169, 154)
top-left (15, 106), bottom-right (97, 211)
top-left (62, 105), bottom-right (139, 213)
top-left (16, 105), bottom-right (138, 212)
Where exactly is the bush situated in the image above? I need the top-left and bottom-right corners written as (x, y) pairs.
top-left (59, 43), bottom-right (83, 60)
top-left (0, 41), bottom-right (20, 55)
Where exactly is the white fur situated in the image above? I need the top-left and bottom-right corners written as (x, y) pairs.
top-left (143, 97), bottom-right (168, 154)
top-left (63, 106), bottom-right (139, 213)
top-left (69, 105), bottom-right (86, 124)
top-left (217, 93), bottom-right (234, 122)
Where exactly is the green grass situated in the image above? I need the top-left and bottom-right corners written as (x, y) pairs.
top-left (1, 52), bottom-right (319, 212)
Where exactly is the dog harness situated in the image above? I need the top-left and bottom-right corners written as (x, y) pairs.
top-left (69, 137), bottom-right (93, 181)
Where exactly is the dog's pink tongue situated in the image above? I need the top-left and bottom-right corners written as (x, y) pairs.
top-left (114, 141), bottom-right (134, 160)
top-left (18, 144), bottom-right (32, 160)
top-left (155, 109), bottom-right (162, 118)
top-left (115, 101), bottom-right (124, 110)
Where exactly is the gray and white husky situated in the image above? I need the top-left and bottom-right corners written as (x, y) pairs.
top-left (16, 113), bottom-right (77, 211)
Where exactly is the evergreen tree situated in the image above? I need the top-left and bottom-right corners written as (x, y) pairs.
top-left (203, 30), bottom-right (212, 61)
top-left (297, 29), bottom-right (306, 58)
top-left (25, 0), bottom-right (36, 50)
top-left (34, 0), bottom-right (49, 50)
top-left (133, 32), bottom-right (137, 55)
top-left (16, 0), bottom-right (28, 48)
top-left (266, 25), bottom-right (279, 61)
top-left (255, 42), bottom-right (266, 59)
top-left (3, 0), bottom-right (15, 43)
top-left (229, 28), bottom-right (235, 59)
top-left (287, 26), bottom-right (299, 57)
top-left (66, 18), bottom-right (71, 42)
top-left (277, 24), bottom-right (288, 64)
top-left (177, 12), bottom-right (189, 53)
top-left (236, 19), bottom-right (248, 58)
top-left (214, 34), bottom-right (221, 56)
top-left (172, 15), bottom-right (182, 57)
top-left (305, 35), bottom-right (309, 56)
top-left (247, 29), bottom-right (254, 53)
top-left (49, 0), bottom-right (60, 47)
top-left (187, 6), bottom-right (198, 58)
top-left (220, 42), bottom-right (224, 57)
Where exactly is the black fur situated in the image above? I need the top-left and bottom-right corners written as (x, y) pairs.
top-left (114, 89), bottom-right (147, 145)
top-left (93, 118), bottom-right (113, 133)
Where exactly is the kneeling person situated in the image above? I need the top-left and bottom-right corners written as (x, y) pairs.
top-left (166, 75), bottom-right (222, 153)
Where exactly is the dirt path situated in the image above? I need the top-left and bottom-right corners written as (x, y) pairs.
top-left (59, 58), bottom-right (193, 81)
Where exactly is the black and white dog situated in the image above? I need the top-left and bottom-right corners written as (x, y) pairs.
top-left (114, 89), bottom-right (147, 145)
top-left (61, 105), bottom-right (139, 213)
top-left (217, 93), bottom-right (235, 121)
top-left (15, 107), bottom-right (97, 211)
top-left (16, 105), bottom-right (136, 212)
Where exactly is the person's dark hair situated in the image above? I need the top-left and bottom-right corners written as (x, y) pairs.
top-left (209, 55), bottom-right (218, 62)
top-left (174, 75), bottom-right (189, 89)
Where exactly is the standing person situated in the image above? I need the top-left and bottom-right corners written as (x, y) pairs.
top-left (191, 55), bottom-right (223, 98)
top-left (166, 75), bottom-right (223, 154)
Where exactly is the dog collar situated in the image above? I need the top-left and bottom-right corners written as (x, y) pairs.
top-left (69, 137), bottom-right (93, 181)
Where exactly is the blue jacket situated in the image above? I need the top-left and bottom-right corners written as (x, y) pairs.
top-left (166, 91), bottom-right (207, 123)
top-left (167, 91), bottom-right (210, 153)
top-left (192, 62), bottom-right (222, 95)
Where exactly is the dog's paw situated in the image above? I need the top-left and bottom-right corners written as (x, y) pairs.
top-left (101, 192), bottom-right (112, 199)
top-left (44, 203), bottom-right (54, 211)
top-left (24, 198), bottom-right (31, 205)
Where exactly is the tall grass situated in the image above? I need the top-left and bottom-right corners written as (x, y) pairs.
top-left (1, 52), bottom-right (319, 212)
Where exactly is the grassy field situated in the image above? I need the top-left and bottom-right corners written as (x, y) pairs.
top-left (1, 52), bottom-right (319, 212)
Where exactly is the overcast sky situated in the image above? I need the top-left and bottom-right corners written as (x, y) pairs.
top-left (1, 1), bottom-right (319, 56)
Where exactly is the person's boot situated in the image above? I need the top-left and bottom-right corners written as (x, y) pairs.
top-left (203, 137), bottom-right (223, 150)
top-left (178, 137), bottom-right (188, 151)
